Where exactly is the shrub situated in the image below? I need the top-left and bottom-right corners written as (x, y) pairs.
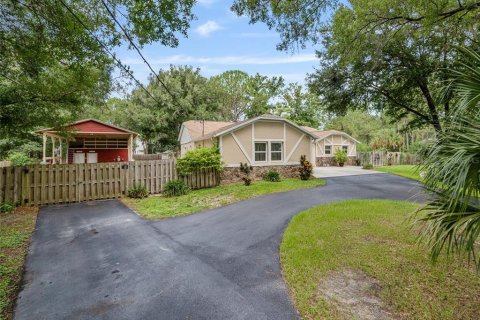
top-left (177, 147), bottom-right (223, 175)
top-left (0, 202), bottom-right (15, 214)
top-left (362, 164), bottom-right (374, 170)
top-left (299, 155), bottom-right (313, 180)
top-left (127, 185), bottom-right (149, 198)
top-left (263, 170), bottom-right (281, 182)
top-left (239, 162), bottom-right (253, 186)
top-left (7, 152), bottom-right (37, 166)
top-left (163, 179), bottom-right (190, 197)
top-left (334, 149), bottom-right (349, 166)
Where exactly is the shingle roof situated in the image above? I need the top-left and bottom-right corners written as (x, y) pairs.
top-left (181, 114), bottom-right (359, 143)
top-left (182, 120), bottom-right (234, 141)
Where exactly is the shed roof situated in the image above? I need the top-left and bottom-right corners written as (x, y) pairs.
top-left (34, 119), bottom-right (139, 137)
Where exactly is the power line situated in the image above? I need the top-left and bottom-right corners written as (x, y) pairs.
top-left (99, 0), bottom-right (175, 100)
top-left (54, 0), bottom-right (163, 106)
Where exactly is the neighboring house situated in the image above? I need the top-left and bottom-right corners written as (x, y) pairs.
top-left (178, 114), bottom-right (360, 168)
top-left (35, 119), bottom-right (138, 164)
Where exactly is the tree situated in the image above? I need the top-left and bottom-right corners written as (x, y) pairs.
top-left (243, 73), bottom-right (284, 118)
top-left (211, 70), bottom-right (250, 121)
top-left (324, 110), bottom-right (381, 145)
top-left (232, 0), bottom-right (480, 132)
top-left (0, 0), bottom-right (196, 140)
top-left (419, 48), bottom-right (480, 268)
top-left (128, 66), bottom-right (223, 152)
top-left (273, 83), bottom-right (325, 128)
top-left (211, 71), bottom-right (284, 121)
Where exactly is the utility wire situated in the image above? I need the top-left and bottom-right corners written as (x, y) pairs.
top-left (54, 0), bottom-right (163, 106)
top-left (100, 0), bottom-right (175, 100)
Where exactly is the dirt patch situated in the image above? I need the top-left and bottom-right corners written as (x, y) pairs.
top-left (317, 269), bottom-right (395, 320)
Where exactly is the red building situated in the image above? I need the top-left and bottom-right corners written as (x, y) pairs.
top-left (35, 119), bottom-right (138, 164)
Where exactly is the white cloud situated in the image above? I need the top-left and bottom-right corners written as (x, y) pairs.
top-left (123, 53), bottom-right (317, 66)
top-left (195, 21), bottom-right (222, 37)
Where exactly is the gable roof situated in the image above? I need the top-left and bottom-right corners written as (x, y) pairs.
top-left (303, 126), bottom-right (361, 144)
top-left (34, 119), bottom-right (139, 136)
top-left (180, 120), bottom-right (235, 142)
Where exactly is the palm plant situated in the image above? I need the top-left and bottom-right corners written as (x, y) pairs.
top-left (418, 48), bottom-right (480, 267)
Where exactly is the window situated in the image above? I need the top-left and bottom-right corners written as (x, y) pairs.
top-left (325, 145), bottom-right (332, 155)
top-left (342, 146), bottom-right (348, 153)
top-left (254, 142), bottom-right (267, 162)
top-left (270, 142), bottom-right (283, 161)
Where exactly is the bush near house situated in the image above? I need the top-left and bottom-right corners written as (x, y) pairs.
top-left (163, 179), bottom-right (190, 197)
top-left (176, 147), bottom-right (223, 175)
top-left (127, 185), bottom-right (149, 199)
top-left (263, 170), bottom-right (281, 182)
top-left (299, 155), bottom-right (313, 180)
top-left (6, 152), bottom-right (37, 166)
top-left (239, 162), bottom-right (253, 186)
top-left (334, 149), bottom-right (348, 166)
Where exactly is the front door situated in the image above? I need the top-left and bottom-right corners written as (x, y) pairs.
top-left (87, 153), bottom-right (98, 163)
top-left (73, 153), bottom-right (85, 164)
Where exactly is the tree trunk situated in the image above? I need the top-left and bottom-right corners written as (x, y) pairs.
top-left (417, 79), bottom-right (442, 133)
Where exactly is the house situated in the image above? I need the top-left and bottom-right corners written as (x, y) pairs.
top-left (35, 119), bottom-right (138, 164)
top-left (178, 114), bottom-right (359, 170)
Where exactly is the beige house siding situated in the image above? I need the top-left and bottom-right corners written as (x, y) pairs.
top-left (181, 142), bottom-right (194, 156)
top-left (316, 134), bottom-right (357, 157)
top-left (221, 134), bottom-right (249, 164)
top-left (254, 121), bottom-right (284, 139)
top-left (194, 138), bottom-right (214, 149)
top-left (220, 121), bottom-right (312, 167)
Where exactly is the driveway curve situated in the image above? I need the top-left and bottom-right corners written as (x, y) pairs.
top-left (15, 174), bottom-right (424, 320)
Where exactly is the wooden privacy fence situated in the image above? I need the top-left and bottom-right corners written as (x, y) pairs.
top-left (181, 168), bottom-right (220, 190)
top-left (357, 152), bottom-right (421, 167)
top-left (0, 159), bottom-right (220, 206)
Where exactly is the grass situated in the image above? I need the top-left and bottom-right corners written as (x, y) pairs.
top-left (123, 178), bottom-right (325, 219)
top-left (376, 165), bottom-right (423, 182)
top-left (280, 200), bottom-right (480, 320)
top-left (0, 207), bottom-right (38, 320)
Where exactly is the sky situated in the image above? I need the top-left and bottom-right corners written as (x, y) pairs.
top-left (114, 1), bottom-right (319, 95)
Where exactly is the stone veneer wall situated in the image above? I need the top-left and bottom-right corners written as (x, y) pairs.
top-left (221, 165), bottom-right (301, 184)
top-left (316, 156), bottom-right (358, 167)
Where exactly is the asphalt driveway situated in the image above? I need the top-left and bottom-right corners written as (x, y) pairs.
top-left (313, 165), bottom-right (382, 178)
top-left (15, 174), bottom-right (424, 320)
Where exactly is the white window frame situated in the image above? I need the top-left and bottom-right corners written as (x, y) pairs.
top-left (254, 142), bottom-right (268, 162)
top-left (324, 145), bottom-right (332, 155)
top-left (270, 141), bottom-right (283, 162)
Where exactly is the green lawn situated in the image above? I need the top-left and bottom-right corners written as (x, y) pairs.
top-left (124, 178), bottom-right (325, 219)
top-left (280, 200), bottom-right (480, 320)
top-left (0, 208), bottom-right (38, 320)
top-left (376, 165), bottom-right (423, 181)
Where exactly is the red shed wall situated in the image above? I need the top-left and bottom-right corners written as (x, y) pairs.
top-left (69, 149), bottom-right (129, 163)
top-left (70, 121), bottom-right (127, 133)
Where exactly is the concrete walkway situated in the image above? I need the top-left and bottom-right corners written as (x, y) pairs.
top-left (313, 165), bottom-right (381, 178)
top-left (15, 174), bottom-right (423, 320)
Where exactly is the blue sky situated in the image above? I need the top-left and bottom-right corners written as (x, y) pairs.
top-left (114, 1), bottom-right (319, 94)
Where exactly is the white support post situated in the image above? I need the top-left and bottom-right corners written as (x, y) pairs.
top-left (51, 135), bottom-right (56, 164)
top-left (59, 138), bottom-right (63, 164)
top-left (42, 133), bottom-right (47, 163)
top-left (128, 134), bottom-right (133, 161)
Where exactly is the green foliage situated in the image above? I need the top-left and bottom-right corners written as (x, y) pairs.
top-left (362, 164), bottom-right (373, 170)
top-left (177, 147), bottom-right (223, 175)
top-left (163, 179), bottom-right (190, 197)
top-left (357, 143), bottom-right (372, 152)
top-left (299, 155), bottom-right (313, 180)
top-left (334, 149), bottom-right (348, 165)
top-left (127, 185), bottom-right (149, 199)
top-left (239, 162), bottom-right (254, 186)
top-left (273, 83), bottom-right (326, 128)
top-left (1, 0), bottom-right (196, 145)
top-left (418, 48), bottom-right (480, 268)
top-left (263, 170), bottom-right (281, 182)
top-left (211, 70), bottom-right (284, 121)
top-left (0, 202), bottom-right (15, 214)
top-left (7, 152), bottom-right (37, 166)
